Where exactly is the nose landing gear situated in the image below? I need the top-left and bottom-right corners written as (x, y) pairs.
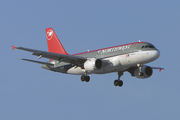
top-left (137, 63), bottom-right (144, 76)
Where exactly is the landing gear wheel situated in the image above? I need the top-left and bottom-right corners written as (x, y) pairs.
top-left (85, 76), bottom-right (90, 82)
top-left (81, 75), bottom-right (90, 82)
top-left (81, 75), bottom-right (86, 82)
top-left (114, 80), bottom-right (119, 86)
top-left (113, 71), bottom-right (124, 87)
top-left (118, 80), bottom-right (123, 87)
top-left (114, 80), bottom-right (123, 87)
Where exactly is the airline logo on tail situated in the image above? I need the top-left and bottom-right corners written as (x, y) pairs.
top-left (46, 29), bottom-right (53, 40)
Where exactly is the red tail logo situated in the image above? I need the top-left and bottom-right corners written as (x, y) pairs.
top-left (45, 28), bottom-right (68, 55)
top-left (46, 29), bottom-right (53, 40)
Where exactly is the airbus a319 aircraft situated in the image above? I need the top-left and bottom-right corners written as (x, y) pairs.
top-left (12, 28), bottom-right (164, 87)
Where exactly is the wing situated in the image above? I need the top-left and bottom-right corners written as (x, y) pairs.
top-left (151, 67), bottom-right (165, 72)
top-left (127, 66), bottom-right (164, 74)
top-left (13, 46), bottom-right (87, 67)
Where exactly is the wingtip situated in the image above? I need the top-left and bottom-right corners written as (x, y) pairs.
top-left (12, 45), bottom-right (16, 51)
top-left (158, 66), bottom-right (164, 72)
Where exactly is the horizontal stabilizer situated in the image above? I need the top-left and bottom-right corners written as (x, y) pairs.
top-left (14, 46), bottom-right (87, 67)
top-left (21, 58), bottom-right (53, 66)
top-left (12, 45), bottom-right (16, 50)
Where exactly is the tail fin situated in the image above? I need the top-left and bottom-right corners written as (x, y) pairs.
top-left (45, 28), bottom-right (68, 55)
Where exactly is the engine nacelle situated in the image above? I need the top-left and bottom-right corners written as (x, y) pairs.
top-left (84, 58), bottom-right (102, 71)
top-left (134, 65), bottom-right (153, 79)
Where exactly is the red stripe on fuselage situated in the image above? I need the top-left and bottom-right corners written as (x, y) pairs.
top-left (72, 42), bottom-right (145, 56)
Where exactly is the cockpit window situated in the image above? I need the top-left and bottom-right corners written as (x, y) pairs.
top-left (149, 45), bottom-right (154, 48)
top-left (141, 44), bottom-right (155, 49)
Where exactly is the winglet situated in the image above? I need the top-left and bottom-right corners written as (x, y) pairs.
top-left (12, 45), bottom-right (16, 51)
top-left (158, 66), bottom-right (164, 72)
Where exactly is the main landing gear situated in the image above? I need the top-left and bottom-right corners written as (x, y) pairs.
top-left (81, 75), bottom-right (90, 82)
top-left (114, 72), bottom-right (124, 87)
top-left (81, 72), bottom-right (124, 87)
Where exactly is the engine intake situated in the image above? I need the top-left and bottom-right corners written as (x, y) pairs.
top-left (95, 59), bottom-right (102, 69)
top-left (84, 58), bottom-right (102, 71)
top-left (134, 65), bottom-right (153, 79)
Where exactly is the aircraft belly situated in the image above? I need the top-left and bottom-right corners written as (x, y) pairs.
top-left (67, 67), bottom-right (85, 75)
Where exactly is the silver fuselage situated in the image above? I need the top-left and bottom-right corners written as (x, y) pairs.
top-left (42, 42), bottom-right (160, 75)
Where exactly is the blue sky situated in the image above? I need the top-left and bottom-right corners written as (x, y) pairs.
top-left (1, 0), bottom-right (180, 120)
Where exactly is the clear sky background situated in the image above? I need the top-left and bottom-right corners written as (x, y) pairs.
top-left (1, 0), bottom-right (180, 120)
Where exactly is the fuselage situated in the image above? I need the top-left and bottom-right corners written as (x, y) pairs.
top-left (42, 42), bottom-right (160, 75)
top-left (13, 27), bottom-right (163, 87)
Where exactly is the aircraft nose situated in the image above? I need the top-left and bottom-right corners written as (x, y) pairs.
top-left (154, 49), bottom-right (160, 59)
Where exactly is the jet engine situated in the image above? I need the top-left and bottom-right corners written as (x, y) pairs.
top-left (84, 58), bottom-right (102, 71)
top-left (134, 65), bottom-right (153, 79)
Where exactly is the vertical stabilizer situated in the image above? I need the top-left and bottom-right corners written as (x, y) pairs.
top-left (45, 28), bottom-right (68, 55)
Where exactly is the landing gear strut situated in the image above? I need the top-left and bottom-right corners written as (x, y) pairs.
top-left (114, 72), bottom-right (123, 87)
top-left (81, 75), bottom-right (90, 82)
top-left (137, 63), bottom-right (144, 76)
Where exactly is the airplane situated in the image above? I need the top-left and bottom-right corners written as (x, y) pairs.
top-left (12, 28), bottom-right (164, 87)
